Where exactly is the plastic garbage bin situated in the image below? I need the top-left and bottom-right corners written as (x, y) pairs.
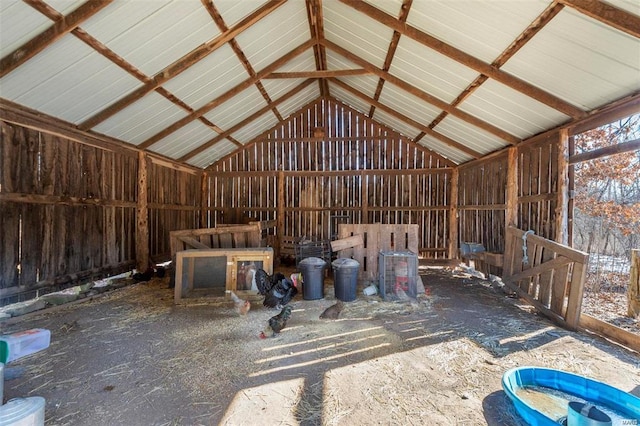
top-left (299, 257), bottom-right (327, 300)
top-left (332, 258), bottom-right (360, 302)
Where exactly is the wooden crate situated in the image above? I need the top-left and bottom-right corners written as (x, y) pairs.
top-left (174, 248), bottom-right (273, 304)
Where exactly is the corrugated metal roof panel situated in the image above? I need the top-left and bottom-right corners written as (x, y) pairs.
top-left (82, 0), bottom-right (218, 76)
top-left (377, 84), bottom-right (442, 127)
top-left (391, 37), bottom-right (480, 104)
top-left (262, 78), bottom-right (309, 102)
top-left (277, 85), bottom-right (321, 118)
top-left (187, 139), bottom-right (238, 168)
top-left (149, 121), bottom-right (219, 159)
top-left (232, 113), bottom-right (280, 143)
top-left (364, 0), bottom-right (403, 18)
top-left (434, 115), bottom-right (508, 155)
top-left (333, 75), bottom-right (379, 99)
top-left (203, 86), bottom-right (268, 130)
top-left (46, 0), bottom-right (86, 13)
top-left (235, 1), bottom-right (309, 72)
top-left (324, 0), bottom-right (393, 69)
top-left (458, 79), bottom-right (569, 140)
top-left (0, 35), bottom-right (141, 124)
top-left (419, 137), bottom-right (473, 165)
top-left (369, 108), bottom-right (420, 140)
top-left (215, 0), bottom-right (269, 28)
top-left (162, 44), bottom-right (247, 110)
top-left (328, 84), bottom-right (375, 116)
top-left (0, 1), bottom-right (52, 54)
top-left (93, 92), bottom-right (189, 146)
top-left (502, 7), bottom-right (640, 111)
top-left (407, 0), bottom-right (550, 63)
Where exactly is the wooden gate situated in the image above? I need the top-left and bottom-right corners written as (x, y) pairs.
top-left (502, 226), bottom-right (589, 330)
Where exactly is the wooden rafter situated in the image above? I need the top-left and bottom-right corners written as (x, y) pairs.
top-left (138, 39), bottom-right (316, 150)
top-left (179, 79), bottom-right (316, 162)
top-left (265, 69), bottom-right (371, 78)
top-left (1, 0), bottom-right (113, 78)
top-left (369, 0), bottom-right (412, 118)
top-left (425, 2), bottom-right (565, 133)
top-left (558, 0), bottom-right (640, 38)
top-left (321, 38), bottom-right (521, 145)
top-left (329, 78), bottom-right (483, 158)
top-left (78, 0), bottom-right (286, 130)
top-left (201, 0), bottom-right (283, 122)
top-left (306, 0), bottom-right (329, 96)
top-left (339, 0), bottom-right (586, 119)
top-left (569, 138), bottom-right (640, 164)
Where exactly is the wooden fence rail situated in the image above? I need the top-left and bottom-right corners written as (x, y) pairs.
top-left (502, 226), bottom-right (589, 330)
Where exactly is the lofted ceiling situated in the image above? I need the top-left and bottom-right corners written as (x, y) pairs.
top-left (1, 0), bottom-right (639, 168)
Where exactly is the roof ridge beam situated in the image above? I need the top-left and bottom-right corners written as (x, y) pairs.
top-left (78, 0), bottom-right (286, 130)
top-left (557, 0), bottom-right (640, 38)
top-left (1, 0), bottom-right (113, 78)
top-left (138, 39), bottom-right (317, 150)
top-left (338, 0), bottom-right (587, 119)
top-left (329, 78), bottom-right (483, 159)
top-left (321, 38), bottom-right (521, 145)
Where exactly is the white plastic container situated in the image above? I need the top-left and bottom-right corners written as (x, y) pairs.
top-left (0, 330), bottom-right (50, 364)
top-left (0, 397), bottom-right (45, 426)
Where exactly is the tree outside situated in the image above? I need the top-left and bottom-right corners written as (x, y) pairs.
top-left (572, 114), bottom-right (640, 331)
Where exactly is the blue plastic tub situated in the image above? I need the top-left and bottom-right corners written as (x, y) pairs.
top-left (502, 367), bottom-right (640, 425)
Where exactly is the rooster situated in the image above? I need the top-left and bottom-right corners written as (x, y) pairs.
top-left (254, 269), bottom-right (299, 308)
top-left (260, 306), bottom-right (293, 338)
top-left (227, 291), bottom-right (251, 316)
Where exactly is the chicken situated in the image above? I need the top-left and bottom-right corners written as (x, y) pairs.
top-left (254, 269), bottom-right (299, 308)
top-left (227, 291), bottom-right (251, 316)
top-left (319, 301), bottom-right (344, 320)
top-left (260, 306), bottom-right (293, 338)
top-left (132, 266), bottom-right (154, 282)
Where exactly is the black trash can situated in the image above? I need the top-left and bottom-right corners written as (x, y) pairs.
top-left (332, 258), bottom-right (360, 302)
top-left (299, 257), bottom-right (327, 300)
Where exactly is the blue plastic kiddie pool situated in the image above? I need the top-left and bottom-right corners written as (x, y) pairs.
top-left (502, 367), bottom-right (640, 425)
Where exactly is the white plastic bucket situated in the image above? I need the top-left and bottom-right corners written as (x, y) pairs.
top-left (0, 397), bottom-right (45, 426)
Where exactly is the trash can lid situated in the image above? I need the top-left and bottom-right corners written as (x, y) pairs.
top-left (299, 257), bottom-right (326, 266)
top-left (332, 258), bottom-right (359, 268)
top-left (0, 397), bottom-right (45, 424)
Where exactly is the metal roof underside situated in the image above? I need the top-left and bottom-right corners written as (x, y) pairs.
top-left (1, 0), bottom-right (639, 168)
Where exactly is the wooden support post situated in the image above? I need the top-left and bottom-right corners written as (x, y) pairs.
top-left (628, 249), bottom-right (640, 318)
top-left (200, 171), bottom-right (208, 229)
top-left (277, 170), bottom-right (285, 259)
top-left (503, 148), bottom-right (518, 276)
top-left (136, 151), bottom-right (149, 272)
top-left (448, 168), bottom-right (459, 259)
top-left (361, 171), bottom-right (369, 224)
top-left (556, 129), bottom-right (569, 244)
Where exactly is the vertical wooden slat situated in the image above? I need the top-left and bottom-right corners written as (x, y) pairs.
top-left (448, 168), bottom-right (458, 259)
top-left (556, 129), bottom-right (569, 244)
top-left (565, 258), bottom-right (588, 330)
top-left (136, 151), bottom-right (149, 271)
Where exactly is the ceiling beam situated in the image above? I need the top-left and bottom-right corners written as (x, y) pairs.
top-left (339, 0), bottom-right (587, 119)
top-left (264, 69), bottom-right (371, 78)
top-left (306, 0), bottom-right (329, 96)
top-left (369, 0), bottom-right (413, 118)
top-left (329, 78), bottom-right (483, 158)
top-left (1, 0), bottom-right (113, 78)
top-left (139, 39), bottom-right (317, 150)
top-left (78, 0), bottom-right (286, 130)
top-left (557, 0), bottom-right (640, 38)
top-left (321, 38), bottom-right (521, 145)
top-left (179, 79), bottom-right (316, 162)
top-left (201, 0), bottom-right (283, 122)
top-left (425, 2), bottom-right (564, 133)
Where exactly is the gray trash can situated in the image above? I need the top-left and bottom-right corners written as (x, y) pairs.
top-left (332, 258), bottom-right (360, 302)
top-left (299, 257), bottom-right (327, 300)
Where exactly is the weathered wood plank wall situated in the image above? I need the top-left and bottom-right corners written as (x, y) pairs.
top-left (207, 98), bottom-right (452, 258)
top-left (0, 121), bottom-right (137, 301)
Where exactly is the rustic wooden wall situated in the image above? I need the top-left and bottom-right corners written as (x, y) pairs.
top-left (207, 98), bottom-right (453, 258)
top-left (0, 121), bottom-right (137, 302)
top-left (147, 160), bottom-right (202, 260)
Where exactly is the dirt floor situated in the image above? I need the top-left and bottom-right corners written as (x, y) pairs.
top-left (1, 266), bottom-right (639, 426)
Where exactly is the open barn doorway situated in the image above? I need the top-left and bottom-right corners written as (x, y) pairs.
top-left (570, 114), bottom-right (640, 334)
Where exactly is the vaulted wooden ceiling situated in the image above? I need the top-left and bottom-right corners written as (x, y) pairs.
top-left (1, 0), bottom-right (639, 168)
